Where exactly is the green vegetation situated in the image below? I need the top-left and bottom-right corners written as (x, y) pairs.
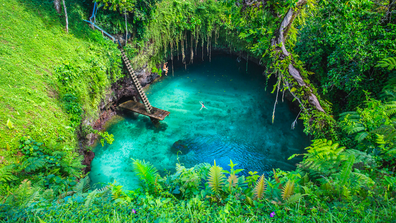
top-left (0, 0), bottom-right (123, 165)
top-left (1, 0), bottom-right (396, 221)
top-left (1, 159), bottom-right (395, 222)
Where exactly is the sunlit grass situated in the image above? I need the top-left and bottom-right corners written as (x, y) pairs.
top-left (0, 0), bottom-right (121, 165)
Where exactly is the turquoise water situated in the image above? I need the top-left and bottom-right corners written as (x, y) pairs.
top-left (89, 55), bottom-right (310, 190)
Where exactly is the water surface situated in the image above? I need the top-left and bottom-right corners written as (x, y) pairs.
top-left (90, 55), bottom-right (310, 190)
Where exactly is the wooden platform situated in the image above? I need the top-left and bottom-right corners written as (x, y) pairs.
top-left (119, 100), bottom-right (170, 121)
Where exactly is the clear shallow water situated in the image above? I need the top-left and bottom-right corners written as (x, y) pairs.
top-left (90, 55), bottom-right (310, 190)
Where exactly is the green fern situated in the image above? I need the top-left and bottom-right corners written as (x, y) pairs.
top-left (23, 158), bottom-right (46, 173)
top-left (343, 149), bottom-right (376, 168)
top-left (304, 139), bottom-right (345, 161)
top-left (381, 77), bottom-right (396, 101)
top-left (73, 176), bottom-right (90, 194)
top-left (131, 159), bottom-right (159, 193)
top-left (85, 190), bottom-right (98, 208)
top-left (352, 172), bottom-right (375, 187)
top-left (285, 193), bottom-right (304, 204)
top-left (21, 188), bottom-right (42, 207)
top-left (339, 155), bottom-right (355, 186)
top-left (208, 160), bottom-right (225, 194)
top-left (355, 132), bottom-right (369, 142)
top-left (282, 180), bottom-right (295, 201)
top-left (253, 174), bottom-right (266, 200)
top-left (384, 101), bottom-right (396, 116)
top-left (298, 139), bottom-right (348, 179)
top-left (376, 57), bottom-right (396, 70)
top-left (0, 165), bottom-right (18, 182)
top-left (227, 174), bottom-right (238, 192)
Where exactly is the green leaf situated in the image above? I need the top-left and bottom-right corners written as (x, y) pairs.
top-left (6, 119), bottom-right (14, 129)
top-left (355, 132), bottom-right (369, 142)
top-left (208, 160), bottom-right (225, 194)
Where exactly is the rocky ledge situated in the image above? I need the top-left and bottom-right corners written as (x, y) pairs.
top-left (80, 65), bottom-right (160, 173)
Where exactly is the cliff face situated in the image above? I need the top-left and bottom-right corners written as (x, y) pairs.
top-left (80, 64), bottom-right (160, 172)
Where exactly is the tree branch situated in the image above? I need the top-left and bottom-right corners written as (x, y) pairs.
top-left (272, 0), bottom-right (325, 113)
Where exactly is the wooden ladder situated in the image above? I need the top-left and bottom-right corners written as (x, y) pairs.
top-left (120, 49), bottom-right (153, 114)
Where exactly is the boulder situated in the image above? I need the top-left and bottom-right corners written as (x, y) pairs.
top-left (171, 140), bottom-right (191, 155)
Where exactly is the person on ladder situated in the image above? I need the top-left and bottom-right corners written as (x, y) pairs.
top-left (163, 62), bottom-right (169, 76)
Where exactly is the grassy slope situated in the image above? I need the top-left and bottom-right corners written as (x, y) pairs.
top-left (0, 0), bottom-right (121, 165)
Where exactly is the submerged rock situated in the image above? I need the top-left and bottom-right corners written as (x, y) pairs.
top-left (171, 140), bottom-right (191, 155)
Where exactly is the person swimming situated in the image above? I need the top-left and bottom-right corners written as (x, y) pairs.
top-left (199, 101), bottom-right (207, 110)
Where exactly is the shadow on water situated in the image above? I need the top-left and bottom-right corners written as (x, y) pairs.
top-left (90, 54), bottom-right (310, 190)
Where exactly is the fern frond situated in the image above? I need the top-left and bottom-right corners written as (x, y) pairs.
top-left (208, 160), bottom-right (225, 194)
top-left (0, 165), bottom-right (18, 182)
top-left (376, 57), bottom-right (396, 70)
top-left (339, 112), bottom-right (360, 121)
top-left (386, 147), bottom-right (396, 155)
top-left (384, 102), bottom-right (396, 116)
top-left (339, 155), bottom-right (355, 186)
top-left (24, 158), bottom-right (46, 173)
top-left (352, 172), bottom-right (374, 187)
top-left (74, 177), bottom-right (90, 194)
top-left (253, 174), bottom-right (266, 200)
top-left (282, 180), bottom-right (295, 201)
top-left (85, 190), bottom-right (98, 208)
top-left (227, 174), bottom-right (238, 192)
top-left (273, 169), bottom-right (280, 184)
top-left (355, 132), bottom-right (369, 142)
top-left (22, 187), bottom-right (42, 207)
top-left (345, 125), bottom-right (365, 135)
top-left (132, 159), bottom-right (159, 192)
top-left (341, 186), bottom-right (351, 199)
top-left (285, 193), bottom-right (304, 204)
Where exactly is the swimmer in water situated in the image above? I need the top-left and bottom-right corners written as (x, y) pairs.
top-left (199, 101), bottom-right (207, 111)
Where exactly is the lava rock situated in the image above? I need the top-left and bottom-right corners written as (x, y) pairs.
top-left (171, 140), bottom-right (191, 155)
top-left (82, 151), bottom-right (95, 173)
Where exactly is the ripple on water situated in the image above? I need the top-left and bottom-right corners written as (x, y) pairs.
top-left (89, 55), bottom-right (310, 190)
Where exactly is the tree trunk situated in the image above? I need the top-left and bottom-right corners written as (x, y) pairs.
top-left (181, 38), bottom-right (185, 65)
top-left (62, 0), bottom-right (68, 33)
top-left (54, 0), bottom-right (61, 14)
top-left (201, 35), bottom-right (204, 61)
top-left (190, 33), bottom-right (194, 64)
top-left (125, 9), bottom-right (128, 46)
top-left (272, 0), bottom-right (325, 113)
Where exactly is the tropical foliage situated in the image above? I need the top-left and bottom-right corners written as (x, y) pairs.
top-left (1, 0), bottom-right (396, 221)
